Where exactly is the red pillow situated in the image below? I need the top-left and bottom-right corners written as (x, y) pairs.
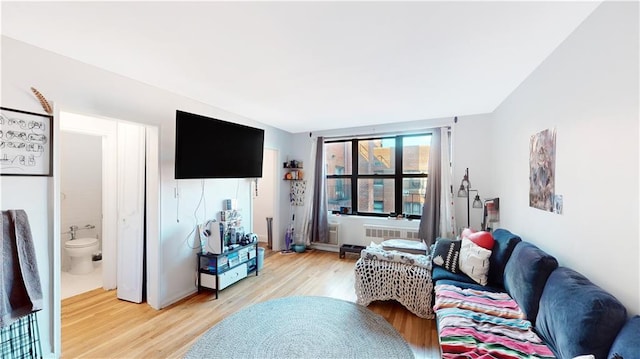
top-left (468, 231), bottom-right (495, 250)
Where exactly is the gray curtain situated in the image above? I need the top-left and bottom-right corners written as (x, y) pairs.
top-left (418, 130), bottom-right (441, 246)
top-left (310, 136), bottom-right (329, 242)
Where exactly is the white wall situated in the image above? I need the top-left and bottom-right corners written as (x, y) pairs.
top-left (60, 132), bottom-right (102, 270)
top-left (451, 114), bottom-right (495, 231)
top-left (488, 1), bottom-right (639, 314)
top-left (60, 133), bottom-right (102, 245)
top-left (1, 35), bottom-right (294, 357)
top-left (0, 176), bottom-right (53, 354)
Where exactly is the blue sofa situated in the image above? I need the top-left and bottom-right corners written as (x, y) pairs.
top-left (432, 228), bottom-right (639, 358)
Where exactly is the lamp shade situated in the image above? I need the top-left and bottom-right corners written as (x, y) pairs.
top-left (457, 184), bottom-right (468, 198)
top-left (472, 194), bottom-right (483, 208)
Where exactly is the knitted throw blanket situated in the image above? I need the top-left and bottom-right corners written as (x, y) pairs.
top-left (355, 257), bottom-right (434, 319)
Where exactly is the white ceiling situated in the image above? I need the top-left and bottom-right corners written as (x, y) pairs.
top-left (1, 1), bottom-right (600, 133)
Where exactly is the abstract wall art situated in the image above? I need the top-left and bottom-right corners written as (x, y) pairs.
top-left (529, 128), bottom-right (556, 212)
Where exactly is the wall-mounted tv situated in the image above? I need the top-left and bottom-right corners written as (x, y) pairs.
top-left (175, 110), bottom-right (264, 179)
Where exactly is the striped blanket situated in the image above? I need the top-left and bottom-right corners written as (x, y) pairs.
top-left (434, 284), bottom-right (555, 359)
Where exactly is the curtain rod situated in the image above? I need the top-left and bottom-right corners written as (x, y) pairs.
top-left (320, 125), bottom-right (451, 141)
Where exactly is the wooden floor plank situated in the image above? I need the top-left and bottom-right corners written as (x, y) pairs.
top-left (62, 247), bottom-right (440, 358)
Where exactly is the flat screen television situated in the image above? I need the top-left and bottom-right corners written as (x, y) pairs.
top-left (175, 110), bottom-right (264, 179)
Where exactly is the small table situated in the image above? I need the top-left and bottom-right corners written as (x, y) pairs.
top-left (339, 244), bottom-right (365, 258)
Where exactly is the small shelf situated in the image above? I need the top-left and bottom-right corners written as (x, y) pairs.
top-left (196, 242), bottom-right (258, 299)
top-left (284, 158), bottom-right (305, 207)
top-left (284, 159), bottom-right (304, 180)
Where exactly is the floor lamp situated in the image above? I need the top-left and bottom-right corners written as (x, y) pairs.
top-left (457, 168), bottom-right (483, 228)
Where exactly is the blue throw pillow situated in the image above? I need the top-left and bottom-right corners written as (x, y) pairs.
top-left (503, 242), bottom-right (558, 324)
top-left (608, 315), bottom-right (640, 359)
top-left (536, 267), bottom-right (627, 359)
top-left (488, 229), bottom-right (522, 287)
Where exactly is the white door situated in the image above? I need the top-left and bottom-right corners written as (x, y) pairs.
top-left (116, 121), bottom-right (146, 303)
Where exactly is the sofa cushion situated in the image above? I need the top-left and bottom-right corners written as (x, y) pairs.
top-left (535, 267), bottom-right (627, 359)
top-left (488, 228), bottom-right (522, 287)
top-left (432, 266), bottom-right (475, 284)
top-left (431, 238), bottom-right (461, 273)
top-left (608, 315), bottom-right (640, 359)
top-left (503, 242), bottom-right (557, 324)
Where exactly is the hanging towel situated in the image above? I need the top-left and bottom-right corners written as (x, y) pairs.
top-left (0, 210), bottom-right (43, 328)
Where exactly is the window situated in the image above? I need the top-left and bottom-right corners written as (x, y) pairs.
top-left (325, 134), bottom-right (431, 219)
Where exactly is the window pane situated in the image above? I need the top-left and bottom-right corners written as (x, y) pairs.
top-left (358, 139), bottom-right (395, 175)
top-left (403, 135), bottom-right (431, 174)
top-left (402, 178), bottom-right (427, 216)
top-left (325, 141), bottom-right (352, 175)
top-left (357, 179), bottom-right (395, 214)
top-left (327, 178), bottom-right (351, 211)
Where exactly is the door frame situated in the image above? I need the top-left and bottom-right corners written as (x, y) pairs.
top-left (56, 111), bottom-right (161, 353)
top-left (251, 148), bottom-right (279, 247)
top-left (60, 112), bottom-right (118, 289)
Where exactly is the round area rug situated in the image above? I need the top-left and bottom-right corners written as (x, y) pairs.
top-left (185, 296), bottom-right (414, 359)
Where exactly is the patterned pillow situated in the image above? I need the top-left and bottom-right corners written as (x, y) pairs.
top-left (458, 238), bottom-right (492, 285)
top-left (431, 238), bottom-right (462, 273)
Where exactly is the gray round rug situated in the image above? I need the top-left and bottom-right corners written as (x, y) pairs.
top-left (185, 296), bottom-right (414, 359)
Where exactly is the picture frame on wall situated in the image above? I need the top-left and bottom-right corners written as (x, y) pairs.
top-left (0, 107), bottom-right (53, 176)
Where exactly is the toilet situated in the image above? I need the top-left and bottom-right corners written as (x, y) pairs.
top-left (64, 237), bottom-right (99, 275)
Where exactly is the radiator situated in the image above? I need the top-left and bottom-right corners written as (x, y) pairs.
top-left (328, 222), bottom-right (339, 245)
top-left (363, 224), bottom-right (420, 243)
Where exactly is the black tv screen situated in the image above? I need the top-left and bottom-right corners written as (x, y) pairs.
top-left (175, 110), bottom-right (264, 179)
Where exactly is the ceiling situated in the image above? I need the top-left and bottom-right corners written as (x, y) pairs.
top-left (1, 1), bottom-right (600, 133)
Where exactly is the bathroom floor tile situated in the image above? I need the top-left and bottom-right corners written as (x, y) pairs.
top-left (61, 262), bottom-right (103, 299)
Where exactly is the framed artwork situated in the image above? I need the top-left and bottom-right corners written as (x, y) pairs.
top-left (0, 107), bottom-right (53, 176)
top-left (529, 128), bottom-right (556, 211)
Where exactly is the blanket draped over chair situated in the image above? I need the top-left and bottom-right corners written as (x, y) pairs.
top-left (354, 246), bottom-right (434, 319)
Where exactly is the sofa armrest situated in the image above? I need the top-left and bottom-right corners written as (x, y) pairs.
top-left (608, 315), bottom-right (640, 359)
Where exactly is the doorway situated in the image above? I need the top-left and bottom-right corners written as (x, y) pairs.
top-left (58, 112), bottom-right (159, 302)
top-left (56, 111), bottom-right (160, 357)
top-left (60, 131), bottom-right (104, 298)
top-left (60, 112), bottom-right (118, 291)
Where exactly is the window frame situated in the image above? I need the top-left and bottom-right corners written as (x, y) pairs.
top-left (325, 133), bottom-right (430, 220)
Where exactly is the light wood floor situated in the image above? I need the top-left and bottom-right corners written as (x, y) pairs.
top-left (62, 247), bottom-right (441, 358)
